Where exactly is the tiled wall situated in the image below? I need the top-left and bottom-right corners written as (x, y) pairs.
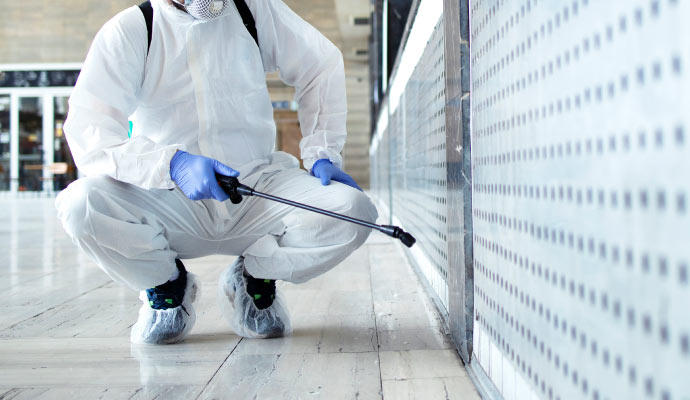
top-left (470, 0), bottom-right (690, 398)
top-left (372, 0), bottom-right (690, 398)
top-left (370, 3), bottom-right (450, 312)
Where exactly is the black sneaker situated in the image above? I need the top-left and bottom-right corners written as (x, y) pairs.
top-left (146, 259), bottom-right (188, 311)
top-left (244, 274), bottom-right (276, 310)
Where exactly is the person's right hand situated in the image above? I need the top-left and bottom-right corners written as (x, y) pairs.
top-left (169, 151), bottom-right (239, 202)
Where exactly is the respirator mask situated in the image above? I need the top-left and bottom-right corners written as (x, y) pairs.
top-left (182, 0), bottom-right (229, 20)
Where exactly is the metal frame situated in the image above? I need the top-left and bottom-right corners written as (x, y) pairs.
top-left (0, 61), bottom-right (80, 194)
top-left (3, 88), bottom-right (74, 193)
top-left (370, 1), bottom-right (502, 398)
top-left (0, 63), bottom-right (82, 70)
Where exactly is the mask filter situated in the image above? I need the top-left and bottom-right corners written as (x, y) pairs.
top-left (183, 0), bottom-right (228, 20)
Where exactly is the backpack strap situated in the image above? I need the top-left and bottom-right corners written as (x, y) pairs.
top-left (232, 0), bottom-right (258, 47)
top-left (138, 1), bottom-right (154, 55)
top-left (138, 0), bottom-right (258, 55)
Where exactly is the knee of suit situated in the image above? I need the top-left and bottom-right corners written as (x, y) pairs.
top-left (343, 187), bottom-right (379, 222)
top-left (333, 188), bottom-right (379, 246)
top-left (56, 176), bottom-right (111, 240)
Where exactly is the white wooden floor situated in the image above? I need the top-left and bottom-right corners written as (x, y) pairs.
top-left (0, 198), bottom-right (479, 400)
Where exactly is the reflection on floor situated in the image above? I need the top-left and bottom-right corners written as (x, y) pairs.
top-left (0, 199), bottom-right (479, 399)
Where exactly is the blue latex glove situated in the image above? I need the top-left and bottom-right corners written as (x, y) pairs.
top-left (311, 159), bottom-right (362, 191)
top-left (170, 151), bottom-right (239, 201)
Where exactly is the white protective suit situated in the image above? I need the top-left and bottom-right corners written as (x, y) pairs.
top-left (56, 0), bottom-right (377, 292)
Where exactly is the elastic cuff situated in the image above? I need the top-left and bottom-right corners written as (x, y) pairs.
top-left (302, 148), bottom-right (343, 170)
top-left (158, 145), bottom-right (186, 189)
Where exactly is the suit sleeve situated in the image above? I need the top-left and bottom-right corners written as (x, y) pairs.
top-left (248, 0), bottom-right (348, 170)
top-left (64, 7), bottom-right (182, 189)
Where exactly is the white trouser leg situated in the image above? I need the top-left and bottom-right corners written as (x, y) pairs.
top-left (56, 160), bottom-right (378, 290)
top-left (228, 168), bottom-right (379, 284)
top-left (55, 176), bottom-right (223, 290)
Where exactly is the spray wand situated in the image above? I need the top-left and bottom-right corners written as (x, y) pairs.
top-left (216, 174), bottom-right (416, 248)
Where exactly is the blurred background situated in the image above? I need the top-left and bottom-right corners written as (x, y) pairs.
top-left (0, 0), bottom-right (382, 192)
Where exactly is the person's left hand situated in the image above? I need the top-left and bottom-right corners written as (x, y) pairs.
top-left (311, 159), bottom-right (362, 191)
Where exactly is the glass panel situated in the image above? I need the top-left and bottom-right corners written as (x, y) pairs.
top-left (53, 97), bottom-right (77, 191)
top-left (0, 96), bottom-right (9, 191)
top-left (18, 97), bottom-right (43, 191)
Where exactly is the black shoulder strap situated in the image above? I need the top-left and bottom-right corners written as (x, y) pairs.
top-left (138, 1), bottom-right (154, 55)
top-left (137, 0), bottom-right (258, 56)
top-left (232, 0), bottom-right (259, 47)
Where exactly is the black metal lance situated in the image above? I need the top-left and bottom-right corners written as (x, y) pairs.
top-left (216, 174), bottom-right (416, 248)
